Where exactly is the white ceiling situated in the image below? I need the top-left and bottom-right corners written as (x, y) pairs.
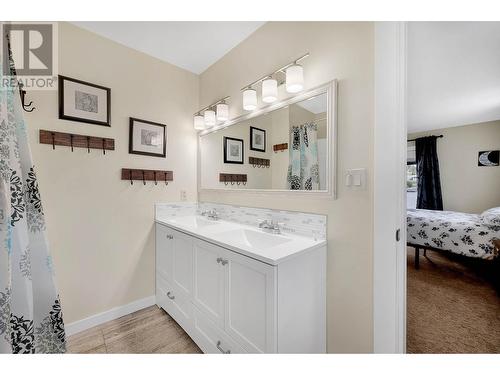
top-left (72, 21), bottom-right (265, 74)
top-left (408, 22), bottom-right (500, 133)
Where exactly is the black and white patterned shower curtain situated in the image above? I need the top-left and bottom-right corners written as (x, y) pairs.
top-left (0, 26), bottom-right (66, 353)
top-left (287, 123), bottom-right (320, 190)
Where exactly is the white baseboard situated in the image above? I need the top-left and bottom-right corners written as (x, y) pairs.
top-left (65, 295), bottom-right (156, 336)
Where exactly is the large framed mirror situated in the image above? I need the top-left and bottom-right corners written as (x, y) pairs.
top-left (198, 80), bottom-right (337, 198)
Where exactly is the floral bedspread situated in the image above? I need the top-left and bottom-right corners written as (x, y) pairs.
top-left (407, 209), bottom-right (500, 260)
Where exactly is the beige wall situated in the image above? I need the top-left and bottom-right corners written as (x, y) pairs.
top-left (25, 22), bottom-right (199, 324)
top-left (199, 22), bottom-right (374, 353)
top-left (409, 120), bottom-right (500, 214)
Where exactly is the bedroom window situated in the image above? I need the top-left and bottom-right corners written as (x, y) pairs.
top-left (407, 140), bottom-right (417, 209)
top-left (407, 163), bottom-right (417, 190)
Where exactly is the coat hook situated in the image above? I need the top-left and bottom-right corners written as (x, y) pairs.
top-left (130, 171), bottom-right (133, 185)
top-left (237, 180), bottom-right (241, 185)
top-left (243, 181), bottom-right (247, 186)
top-left (142, 170), bottom-right (146, 185)
top-left (164, 173), bottom-right (168, 186)
top-left (70, 134), bottom-right (74, 152)
top-left (19, 82), bottom-right (35, 112)
top-left (231, 176), bottom-right (235, 185)
top-left (102, 139), bottom-right (106, 155)
top-left (87, 136), bottom-right (90, 153)
top-left (154, 171), bottom-right (158, 185)
top-left (51, 133), bottom-right (55, 150)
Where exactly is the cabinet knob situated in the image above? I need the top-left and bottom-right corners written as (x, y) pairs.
top-left (166, 234), bottom-right (173, 240)
top-left (216, 257), bottom-right (222, 264)
top-left (166, 291), bottom-right (175, 300)
top-left (216, 340), bottom-right (231, 354)
top-left (221, 259), bottom-right (228, 266)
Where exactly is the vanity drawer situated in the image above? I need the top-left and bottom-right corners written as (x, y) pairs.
top-left (191, 305), bottom-right (246, 354)
top-left (156, 277), bottom-right (193, 333)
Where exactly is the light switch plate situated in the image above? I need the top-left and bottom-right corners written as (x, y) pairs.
top-left (345, 168), bottom-right (366, 190)
top-left (180, 190), bottom-right (187, 201)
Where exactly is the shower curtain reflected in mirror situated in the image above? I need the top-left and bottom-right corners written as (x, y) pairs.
top-left (0, 28), bottom-right (66, 353)
top-left (287, 123), bottom-right (320, 190)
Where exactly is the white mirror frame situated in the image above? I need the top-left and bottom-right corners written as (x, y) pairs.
top-left (197, 79), bottom-right (337, 199)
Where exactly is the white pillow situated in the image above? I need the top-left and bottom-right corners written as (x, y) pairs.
top-left (481, 207), bottom-right (500, 227)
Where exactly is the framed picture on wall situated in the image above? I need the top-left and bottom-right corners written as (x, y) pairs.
top-left (58, 75), bottom-right (111, 126)
top-left (478, 150), bottom-right (499, 167)
top-left (129, 117), bottom-right (167, 158)
top-left (250, 126), bottom-right (266, 152)
top-left (223, 137), bottom-right (244, 164)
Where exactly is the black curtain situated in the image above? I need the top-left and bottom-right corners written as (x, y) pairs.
top-left (416, 136), bottom-right (443, 210)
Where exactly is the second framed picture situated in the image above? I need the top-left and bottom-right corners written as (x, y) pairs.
top-left (223, 137), bottom-right (244, 164)
top-left (129, 117), bottom-right (167, 158)
top-left (250, 126), bottom-right (266, 152)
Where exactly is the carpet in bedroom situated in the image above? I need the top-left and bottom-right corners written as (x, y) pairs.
top-left (407, 247), bottom-right (500, 353)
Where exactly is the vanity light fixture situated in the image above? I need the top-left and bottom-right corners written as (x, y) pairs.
top-left (243, 88), bottom-right (257, 111)
top-left (204, 109), bottom-right (216, 128)
top-left (240, 53), bottom-right (309, 111)
top-left (216, 102), bottom-right (229, 122)
top-left (285, 63), bottom-right (304, 93)
top-left (193, 113), bottom-right (205, 130)
top-left (262, 78), bottom-right (278, 103)
top-left (193, 96), bottom-right (230, 131)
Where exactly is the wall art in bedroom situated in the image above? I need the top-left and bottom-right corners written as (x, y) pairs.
top-left (477, 150), bottom-right (499, 167)
top-left (59, 75), bottom-right (111, 126)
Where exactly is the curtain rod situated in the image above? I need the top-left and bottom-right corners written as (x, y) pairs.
top-left (407, 135), bottom-right (443, 142)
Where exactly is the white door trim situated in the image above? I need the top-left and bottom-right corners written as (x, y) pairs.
top-left (373, 21), bottom-right (408, 353)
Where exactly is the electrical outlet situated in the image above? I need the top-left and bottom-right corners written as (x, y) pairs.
top-left (180, 190), bottom-right (187, 201)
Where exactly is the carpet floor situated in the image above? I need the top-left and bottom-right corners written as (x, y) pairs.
top-left (407, 247), bottom-right (500, 353)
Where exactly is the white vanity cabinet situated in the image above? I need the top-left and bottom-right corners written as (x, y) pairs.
top-left (155, 222), bottom-right (326, 354)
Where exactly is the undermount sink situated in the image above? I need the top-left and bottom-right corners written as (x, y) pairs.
top-left (168, 216), bottom-right (219, 229)
top-left (218, 228), bottom-right (291, 250)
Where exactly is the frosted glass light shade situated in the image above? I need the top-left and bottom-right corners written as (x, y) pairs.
top-left (285, 64), bottom-right (304, 93)
top-left (204, 110), bottom-right (216, 127)
top-left (262, 78), bottom-right (278, 103)
top-left (243, 88), bottom-right (257, 111)
top-left (193, 114), bottom-right (205, 130)
top-left (216, 103), bottom-right (229, 122)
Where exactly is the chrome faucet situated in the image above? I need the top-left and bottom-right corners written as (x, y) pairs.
top-left (201, 209), bottom-right (219, 221)
top-left (258, 219), bottom-right (281, 234)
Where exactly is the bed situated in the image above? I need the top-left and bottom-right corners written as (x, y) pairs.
top-left (407, 208), bottom-right (500, 269)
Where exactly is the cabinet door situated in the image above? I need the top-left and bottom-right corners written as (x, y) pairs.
top-left (171, 230), bottom-right (194, 297)
top-left (223, 249), bottom-right (277, 353)
top-left (156, 224), bottom-right (193, 297)
top-left (193, 240), bottom-right (225, 327)
top-left (155, 224), bottom-right (173, 281)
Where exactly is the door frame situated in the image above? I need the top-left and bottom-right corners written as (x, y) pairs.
top-left (373, 21), bottom-right (408, 353)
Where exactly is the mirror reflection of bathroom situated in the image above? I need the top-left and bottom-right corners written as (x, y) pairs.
top-left (200, 92), bottom-right (329, 191)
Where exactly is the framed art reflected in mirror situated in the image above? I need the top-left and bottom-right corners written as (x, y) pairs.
top-left (250, 126), bottom-right (266, 152)
top-left (223, 137), bottom-right (244, 164)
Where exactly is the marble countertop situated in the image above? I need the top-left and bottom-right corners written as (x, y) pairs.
top-left (155, 213), bottom-right (326, 266)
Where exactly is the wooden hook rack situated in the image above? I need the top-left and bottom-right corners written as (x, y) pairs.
top-left (273, 143), bottom-right (288, 152)
top-left (121, 168), bottom-right (173, 186)
top-left (249, 156), bottom-right (270, 168)
top-left (40, 129), bottom-right (115, 154)
top-left (219, 173), bottom-right (247, 186)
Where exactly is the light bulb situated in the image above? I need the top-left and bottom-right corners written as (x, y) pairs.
top-left (262, 78), bottom-right (278, 103)
top-left (243, 88), bottom-right (257, 111)
top-left (285, 64), bottom-right (304, 93)
top-left (204, 109), bottom-right (216, 127)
